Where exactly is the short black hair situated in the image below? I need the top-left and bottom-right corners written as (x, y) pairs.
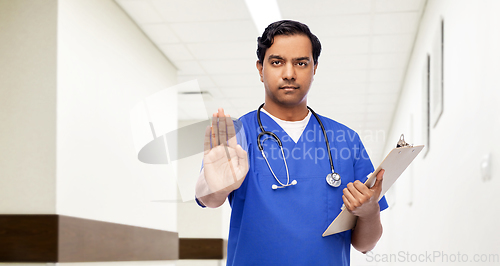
top-left (257, 20), bottom-right (321, 65)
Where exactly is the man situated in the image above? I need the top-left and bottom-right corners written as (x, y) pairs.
top-left (196, 20), bottom-right (388, 265)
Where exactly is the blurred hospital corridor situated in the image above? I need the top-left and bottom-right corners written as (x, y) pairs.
top-left (1, 0), bottom-right (499, 265)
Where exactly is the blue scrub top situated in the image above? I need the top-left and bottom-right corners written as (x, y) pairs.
top-left (215, 110), bottom-right (387, 266)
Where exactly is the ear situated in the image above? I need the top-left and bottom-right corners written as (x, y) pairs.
top-left (313, 62), bottom-right (318, 75)
top-left (256, 60), bottom-right (264, 82)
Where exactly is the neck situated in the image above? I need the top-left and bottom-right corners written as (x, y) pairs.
top-left (262, 102), bottom-right (309, 121)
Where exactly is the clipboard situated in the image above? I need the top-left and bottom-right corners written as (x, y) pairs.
top-left (322, 134), bottom-right (425, 237)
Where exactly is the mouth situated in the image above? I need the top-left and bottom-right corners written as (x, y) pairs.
top-left (280, 86), bottom-right (299, 91)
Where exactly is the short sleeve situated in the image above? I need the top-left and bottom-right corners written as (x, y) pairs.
top-left (379, 195), bottom-right (389, 211)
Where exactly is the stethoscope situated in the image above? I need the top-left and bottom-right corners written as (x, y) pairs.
top-left (257, 103), bottom-right (341, 190)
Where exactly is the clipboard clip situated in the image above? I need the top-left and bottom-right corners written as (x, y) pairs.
top-left (396, 134), bottom-right (412, 148)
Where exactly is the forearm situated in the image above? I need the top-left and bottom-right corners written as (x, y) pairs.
top-left (351, 211), bottom-right (383, 253)
top-left (195, 168), bottom-right (230, 208)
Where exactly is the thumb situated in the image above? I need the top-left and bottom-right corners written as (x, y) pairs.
top-left (236, 145), bottom-right (248, 166)
top-left (372, 169), bottom-right (384, 191)
top-left (235, 144), bottom-right (247, 159)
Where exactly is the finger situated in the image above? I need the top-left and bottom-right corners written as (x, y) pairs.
top-left (343, 186), bottom-right (359, 207)
top-left (204, 125), bottom-right (211, 155)
top-left (342, 195), bottom-right (353, 211)
top-left (211, 112), bottom-right (218, 146)
top-left (346, 182), bottom-right (364, 200)
top-left (218, 108), bottom-right (227, 146)
top-left (226, 115), bottom-right (237, 148)
top-left (353, 180), bottom-right (371, 196)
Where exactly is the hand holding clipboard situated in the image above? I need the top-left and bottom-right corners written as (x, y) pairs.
top-left (323, 134), bottom-right (424, 237)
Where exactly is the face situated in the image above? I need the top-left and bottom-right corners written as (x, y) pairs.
top-left (257, 34), bottom-right (318, 108)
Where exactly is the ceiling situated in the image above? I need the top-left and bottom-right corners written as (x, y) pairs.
top-left (115, 0), bottom-right (426, 161)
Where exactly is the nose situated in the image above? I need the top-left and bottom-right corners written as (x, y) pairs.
top-left (282, 63), bottom-right (296, 81)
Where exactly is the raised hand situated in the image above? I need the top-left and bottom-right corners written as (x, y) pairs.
top-left (201, 108), bottom-right (249, 197)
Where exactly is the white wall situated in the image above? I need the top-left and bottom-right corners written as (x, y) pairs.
top-left (353, 0), bottom-right (500, 265)
top-left (176, 120), bottom-right (223, 239)
top-left (0, 0), bottom-right (57, 214)
top-left (176, 119), bottom-right (229, 266)
top-left (1, 0), bottom-right (180, 264)
top-left (56, 0), bottom-right (178, 232)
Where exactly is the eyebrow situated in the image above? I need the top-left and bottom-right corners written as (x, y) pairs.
top-left (294, 57), bottom-right (311, 62)
top-left (267, 54), bottom-right (311, 62)
top-left (268, 55), bottom-right (284, 61)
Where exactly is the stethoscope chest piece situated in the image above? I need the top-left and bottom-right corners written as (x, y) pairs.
top-left (326, 173), bottom-right (341, 187)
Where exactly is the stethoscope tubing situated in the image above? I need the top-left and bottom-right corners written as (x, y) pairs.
top-left (256, 103), bottom-right (340, 188)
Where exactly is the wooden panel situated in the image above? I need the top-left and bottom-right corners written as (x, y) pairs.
top-left (0, 215), bottom-right (58, 262)
top-left (58, 215), bottom-right (178, 262)
top-left (179, 238), bottom-right (223, 260)
top-left (0, 215), bottom-right (178, 262)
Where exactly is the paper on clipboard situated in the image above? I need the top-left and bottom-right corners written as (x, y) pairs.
top-left (322, 135), bottom-right (424, 237)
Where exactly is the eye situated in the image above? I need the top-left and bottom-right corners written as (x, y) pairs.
top-left (297, 62), bottom-right (308, 67)
top-left (271, 61), bottom-right (282, 66)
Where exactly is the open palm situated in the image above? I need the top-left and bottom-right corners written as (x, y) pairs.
top-left (203, 108), bottom-right (248, 195)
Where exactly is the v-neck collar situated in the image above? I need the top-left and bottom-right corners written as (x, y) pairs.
top-left (259, 109), bottom-right (314, 146)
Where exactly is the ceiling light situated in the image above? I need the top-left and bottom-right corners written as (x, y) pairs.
top-left (244, 0), bottom-right (282, 34)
